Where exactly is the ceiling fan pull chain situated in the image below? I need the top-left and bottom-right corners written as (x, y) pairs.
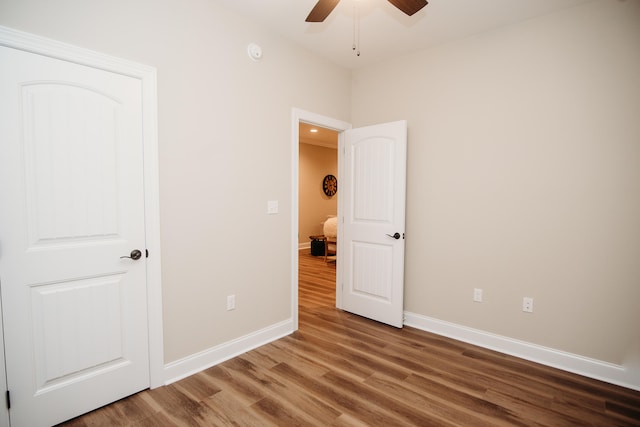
top-left (352, 5), bottom-right (357, 51)
top-left (353, 3), bottom-right (361, 57)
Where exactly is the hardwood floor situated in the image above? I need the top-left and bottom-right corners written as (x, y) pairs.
top-left (60, 251), bottom-right (640, 426)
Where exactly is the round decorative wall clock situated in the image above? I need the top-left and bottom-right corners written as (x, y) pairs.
top-left (322, 174), bottom-right (337, 197)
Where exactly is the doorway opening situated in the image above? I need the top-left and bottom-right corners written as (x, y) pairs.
top-left (298, 122), bottom-right (338, 255)
top-left (298, 122), bottom-right (339, 313)
top-left (290, 109), bottom-right (351, 330)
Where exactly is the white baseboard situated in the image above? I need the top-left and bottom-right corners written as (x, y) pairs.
top-left (404, 311), bottom-right (639, 392)
top-left (299, 242), bottom-right (310, 250)
top-left (163, 319), bottom-right (294, 385)
top-left (162, 311), bottom-right (638, 392)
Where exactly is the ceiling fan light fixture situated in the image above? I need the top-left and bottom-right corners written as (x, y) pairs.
top-left (305, 0), bottom-right (428, 23)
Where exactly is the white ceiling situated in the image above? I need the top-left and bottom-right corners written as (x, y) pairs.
top-left (215, 0), bottom-right (593, 69)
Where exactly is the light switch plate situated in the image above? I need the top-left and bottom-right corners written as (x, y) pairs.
top-left (267, 200), bottom-right (279, 214)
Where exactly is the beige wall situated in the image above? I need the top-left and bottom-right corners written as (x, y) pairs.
top-left (299, 143), bottom-right (338, 245)
top-left (352, 0), bottom-right (640, 373)
top-left (0, 0), bottom-right (351, 363)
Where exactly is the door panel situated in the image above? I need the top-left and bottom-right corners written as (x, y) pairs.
top-left (23, 83), bottom-right (121, 245)
top-left (353, 136), bottom-right (395, 222)
top-left (341, 121), bottom-right (407, 328)
top-left (32, 274), bottom-right (126, 392)
top-left (352, 242), bottom-right (394, 300)
top-left (0, 45), bottom-right (149, 427)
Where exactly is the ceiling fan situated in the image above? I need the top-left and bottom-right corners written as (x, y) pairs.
top-left (306, 0), bottom-right (428, 22)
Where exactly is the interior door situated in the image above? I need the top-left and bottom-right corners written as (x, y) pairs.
top-left (0, 45), bottom-right (150, 427)
top-left (340, 120), bottom-right (407, 328)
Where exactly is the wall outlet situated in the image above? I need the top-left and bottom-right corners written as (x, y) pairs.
top-left (473, 288), bottom-right (483, 303)
top-left (522, 297), bottom-right (534, 313)
top-left (227, 294), bottom-right (236, 311)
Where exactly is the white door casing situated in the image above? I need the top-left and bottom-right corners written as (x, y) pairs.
top-left (341, 121), bottom-right (407, 328)
top-left (0, 26), bottom-right (163, 427)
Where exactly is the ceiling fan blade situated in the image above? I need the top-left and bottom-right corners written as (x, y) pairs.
top-left (305, 0), bottom-right (340, 22)
top-left (387, 0), bottom-right (428, 16)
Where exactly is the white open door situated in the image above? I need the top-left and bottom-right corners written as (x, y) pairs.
top-left (340, 120), bottom-right (407, 328)
top-left (0, 44), bottom-right (150, 426)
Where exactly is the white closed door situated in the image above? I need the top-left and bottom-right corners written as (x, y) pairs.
top-left (341, 120), bottom-right (407, 328)
top-left (0, 45), bottom-right (150, 426)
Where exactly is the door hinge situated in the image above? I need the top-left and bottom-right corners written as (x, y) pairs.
top-left (6, 390), bottom-right (10, 409)
top-left (146, 249), bottom-right (149, 258)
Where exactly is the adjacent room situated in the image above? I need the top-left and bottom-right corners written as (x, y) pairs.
top-left (298, 122), bottom-right (338, 262)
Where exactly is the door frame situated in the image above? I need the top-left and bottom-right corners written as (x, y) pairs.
top-left (291, 108), bottom-right (351, 330)
top-left (0, 25), bottom-right (164, 412)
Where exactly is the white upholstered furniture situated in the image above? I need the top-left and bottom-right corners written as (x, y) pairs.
top-left (323, 216), bottom-right (337, 262)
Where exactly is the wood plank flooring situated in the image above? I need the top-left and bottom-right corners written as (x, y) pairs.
top-left (60, 251), bottom-right (640, 426)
